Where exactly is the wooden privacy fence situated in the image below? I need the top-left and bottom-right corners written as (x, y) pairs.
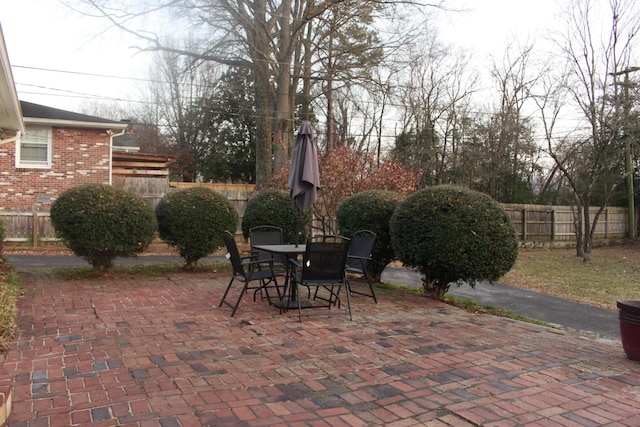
top-left (0, 211), bottom-right (57, 246)
top-left (0, 187), bottom-right (629, 247)
top-left (501, 204), bottom-right (628, 247)
top-left (168, 182), bottom-right (256, 237)
top-left (0, 183), bottom-right (256, 245)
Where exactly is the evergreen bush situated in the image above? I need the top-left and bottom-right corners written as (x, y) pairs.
top-left (390, 185), bottom-right (518, 299)
top-left (241, 189), bottom-right (311, 244)
top-left (156, 186), bottom-right (238, 269)
top-left (50, 183), bottom-right (157, 272)
top-left (337, 190), bottom-right (404, 281)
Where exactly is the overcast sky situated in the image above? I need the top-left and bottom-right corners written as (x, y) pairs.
top-left (0, 0), bottom-right (561, 114)
top-left (1, 0), bottom-right (148, 112)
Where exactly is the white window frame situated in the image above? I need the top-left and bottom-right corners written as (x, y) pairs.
top-left (15, 125), bottom-right (52, 168)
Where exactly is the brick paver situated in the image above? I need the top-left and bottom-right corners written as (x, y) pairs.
top-left (1, 270), bottom-right (639, 426)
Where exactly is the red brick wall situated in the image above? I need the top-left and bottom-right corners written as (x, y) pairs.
top-left (0, 127), bottom-right (111, 211)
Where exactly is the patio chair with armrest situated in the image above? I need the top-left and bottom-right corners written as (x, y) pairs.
top-left (249, 225), bottom-right (287, 271)
top-left (289, 235), bottom-right (351, 322)
top-left (346, 230), bottom-right (378, 303)
top-left (219, 230), bottom-right (282, 317)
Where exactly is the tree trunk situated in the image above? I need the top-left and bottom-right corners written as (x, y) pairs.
top-left (273, 71), bottom-right (293, 173)
top-left (421, 275), bottom-right (448, 300)
top-left (182, 259), bottom-right (199, 271)
top-left (583, 203), bottom-right (593, 262)
top-left (246, 0), bottom-right (273, 189)
top-left (575, 205), bottom-right (584, 257)
top-left (91, 258), bottom-right (114, 273)
top-left (254, 67), bottom-right (273, 189)
top-left (326, 78), bottom-right (335, 152)
top-left (299, 22), bottom-right (313, 123)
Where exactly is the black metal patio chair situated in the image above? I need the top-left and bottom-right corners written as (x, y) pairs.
top-left (289, 235), bottom-right (351, 322)
top-left (249, 225), bottom-right (287, 272)
top-left (219, 230), bottom-right (282, 317)
top-left (346, 230), bottom-right (378, 303)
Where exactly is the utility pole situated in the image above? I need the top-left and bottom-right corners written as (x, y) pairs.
top-left (612, 66), bottom-right (640, 239)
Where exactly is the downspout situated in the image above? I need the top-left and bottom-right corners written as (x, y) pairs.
top-left (0, 130), bottom-right (21, 145)
top-left (107, 129), bottom-right (126, 185)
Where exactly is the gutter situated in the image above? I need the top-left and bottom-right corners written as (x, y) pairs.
top-left (0, 130), bottom-right (20, 145)
top-left (24, 117), bottom-right (129, 130)
top-left (108, 129), bottom-right (126, 185)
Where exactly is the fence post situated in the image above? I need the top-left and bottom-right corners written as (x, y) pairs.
top-left (32, 211), bottom-right (38, 247)
top-left (551, 209), bottom-right (556, 241)
top-left (521, 208), bottom-right (527, 240)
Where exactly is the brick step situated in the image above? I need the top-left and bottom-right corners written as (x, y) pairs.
top-left (0, 379), bottom-right (12, 426)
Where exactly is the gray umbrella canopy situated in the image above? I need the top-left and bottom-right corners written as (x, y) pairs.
top-left (288, 121), bottom-right (320, 213)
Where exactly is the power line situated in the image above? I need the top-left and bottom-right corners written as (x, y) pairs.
top-left (13, 66), bottom-right (594, 145)
top-left (13, 65), bottom-right (149, 83)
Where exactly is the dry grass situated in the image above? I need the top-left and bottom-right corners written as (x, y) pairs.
top-left (0, 262), bottom-right (21, 352)
top-left (502, 241), bottom-right (640, 310)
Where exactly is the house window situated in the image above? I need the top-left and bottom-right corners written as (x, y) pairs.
top-left (16, 126), bottom-right (52, 168)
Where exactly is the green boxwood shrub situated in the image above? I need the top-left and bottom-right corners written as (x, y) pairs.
top-left (50, 183), bottom-right (157, 272)
top-left (337, 190), bottom-right (404, 281)
top-left (156, 186), bottom-right (238, 269)
top-left (390, 185), bottom-right (518, 299)
top-left (241, 189), bottom-right (311, 244)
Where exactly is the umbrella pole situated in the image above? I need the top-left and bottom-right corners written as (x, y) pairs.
top-left (295, 211), bottom-right (300, 247)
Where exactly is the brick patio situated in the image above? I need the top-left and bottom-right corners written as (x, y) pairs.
top-left (1, 270), bottom-right (639, 426)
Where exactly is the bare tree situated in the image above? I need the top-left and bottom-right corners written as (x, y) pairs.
top-left (542, 0), bottom-right (640, 261)
top-left (124, 47), bottom-right (222, 180)
top-left (477, 43), bottom-right (542, 202)
top-left (69, 0), bottom-right (444, 187)
top-left (392, 35), bottom-right (477, 187)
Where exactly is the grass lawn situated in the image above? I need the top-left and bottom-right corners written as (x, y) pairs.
top-left (502, 241), bottom-right (640, 310)
top-left (0, 262), bottom-right (21, 352)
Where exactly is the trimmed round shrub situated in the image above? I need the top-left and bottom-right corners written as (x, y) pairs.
top-left (156, 186), bottom-right (238, 269)
top-left (241, 189), bottom-right (311, 244)
top-left (390, 185), bottom-right (518, 299)
top-left (337, 190), bottom-right (404, 281)
top-left (50, 183), bottom-right (157, 272)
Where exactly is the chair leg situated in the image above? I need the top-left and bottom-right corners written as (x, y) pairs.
top-left (312, 285), bottom-right (341, 307)
top-left (271, 276), bottom-right (283, 302)
top-left (349, 273), bottom-right (378, 303)
top-left (229, 282), bottom-right (249, 317)
top-left (219, 276), bottom-right (249, 317)
top-left (364, 272), bottom-right (377, 304)
top-left (256, 276), bottom-right (281, 305)
top-left (219, 276), bottom-right (236, 308)
top-left (344, 282), bottom-right (353, 321)
top-left (280, 274), bottom-right (293, 314)
top-left (297, 282), bottom-right (303, 322)
top-left (253, 278), bottom-right (270, 302)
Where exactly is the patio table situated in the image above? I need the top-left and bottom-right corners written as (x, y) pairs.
top-left (253, 244), bottom-right (306, 311)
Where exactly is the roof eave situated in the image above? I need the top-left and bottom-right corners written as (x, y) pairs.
top-left (24, 117), bottom-right (129, 130)
top-left (0, 24), bottom-right (24, 133)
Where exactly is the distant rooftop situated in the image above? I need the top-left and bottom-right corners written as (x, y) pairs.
top-left (20, 101), bottom-right (126, 125)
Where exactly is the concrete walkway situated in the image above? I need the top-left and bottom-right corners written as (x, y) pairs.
top-left (1, 269), bottom-right (639, 426)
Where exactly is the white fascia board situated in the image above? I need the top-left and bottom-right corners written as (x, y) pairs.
top-left (0, 25), bottom-right (24, 133)
top-left (24, 117), bottom-right (129, 130)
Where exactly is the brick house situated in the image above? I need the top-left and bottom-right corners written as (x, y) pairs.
top-left (1, 26), bottom-right (173, 216)
top-left (0, 101), bottom-right (129, 211)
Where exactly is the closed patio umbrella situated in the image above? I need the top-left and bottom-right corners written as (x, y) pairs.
top-left (288, 121), bottom-right (320, 245)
